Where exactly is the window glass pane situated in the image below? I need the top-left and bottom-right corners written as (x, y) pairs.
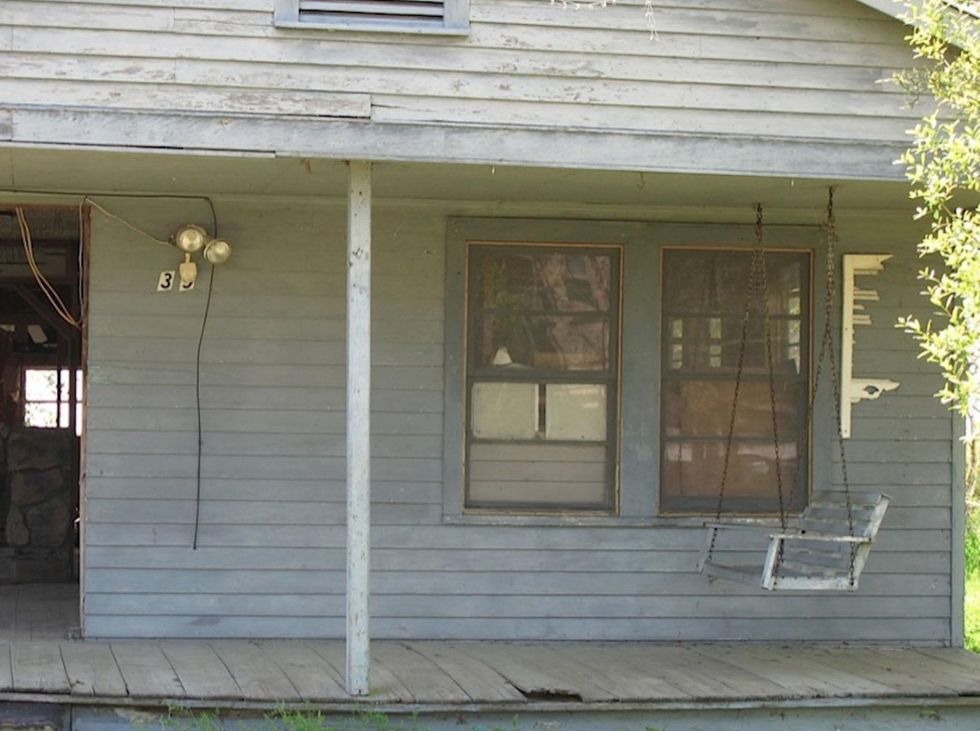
top-left (663, 380), bottom-right (804, 440)
top-left (661, 248), bottom-right (810, 516)
top-left (545, 383), bottom-right (606, 441)
top-left (665, 316), bottom-right (803, 375)
top-left (475, 314), bottom-right (611, 371)
top-left (24, 369), bottom-right (59, 401)
top-left (662, 440), bottom-right (805, 513)
top-left (474, 248), bottom-right (612, 314)
top-left (471, 382), bottom-right (539, 439)
top-left (24, 402), bottom-right (58, 428)
top-left (663, 250), bottom-right (804, 316)
top-left (24, 368), bottom-right (80, 401)
top-left (62, 370), bottom-right (83, 401)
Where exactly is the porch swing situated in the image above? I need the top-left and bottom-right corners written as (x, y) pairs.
top-left (696, 191), bottom-right (890, 591)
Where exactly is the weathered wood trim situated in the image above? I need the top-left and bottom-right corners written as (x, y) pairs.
top-left (622, 224), bottom-right (659, 518)
top-left (441, 218), bottom-right (466, 520)
top-left (442, 0), bottom-right (469, 31)
top-left (345, 160), bottom-right (371, 696)
top-left (273, 0), bottom-right (468, 33)
top-left (952, 413), bottom-right (966, 647)
top-left (274, 19), bottom-right (469, 35)
top-left (853, 0), bottom-right (909, 22)
top-left (1, 107), bottom-right (909, 181)
top-left (273, 0), bottom-right (300, 24)
top-left (79, 201), bottom-right (91, 639)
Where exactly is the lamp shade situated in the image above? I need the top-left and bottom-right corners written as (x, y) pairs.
top-left (173, 224), bottom-right (208, 254)
top-left (204, 238), bottom-right (232, 264)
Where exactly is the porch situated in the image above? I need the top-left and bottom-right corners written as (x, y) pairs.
top-left (2, 639), bottom-right (980, 710)
top-left (0, 584), bottom-right (77, 641)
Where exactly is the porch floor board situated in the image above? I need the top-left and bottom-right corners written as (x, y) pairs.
top-left (0, 641), bottom-right (979, 709)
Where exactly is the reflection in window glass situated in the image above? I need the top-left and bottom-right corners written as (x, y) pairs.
top-left (661, 249), bottom-right (810, 515)
top-left (466, 244), bottom-right (620, 512)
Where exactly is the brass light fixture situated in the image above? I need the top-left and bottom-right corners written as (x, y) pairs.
top-left (171, 224), bottom-right (232, 288)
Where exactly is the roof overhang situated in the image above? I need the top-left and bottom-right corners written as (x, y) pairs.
top-left (854, 0), bottom-right (910, 21)
top-left (854, 0), bottom-right (979, 24)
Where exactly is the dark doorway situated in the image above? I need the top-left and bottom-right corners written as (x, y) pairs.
top-left (0, 205), bottom-right (84, 638)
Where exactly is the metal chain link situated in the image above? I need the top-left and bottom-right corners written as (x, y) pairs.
top-left (708, 189), bottom-right (857, 588)
top-left (822, 188), bottom-right (858, 587)
top-left (707, 204), bottom-right (766, 563)
top-left (758, 208), bottom-right (788, 535)
top-left (779, 187), bottom-right (857, 587)
top-left (754, 206), bottom-right (790, 586)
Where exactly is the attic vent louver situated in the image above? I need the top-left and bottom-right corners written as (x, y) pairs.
top-left (299, 0), bottom-right (446, 27)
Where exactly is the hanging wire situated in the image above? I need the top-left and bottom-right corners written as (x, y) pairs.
top-left (5, 189), bottom-right (220, 552)
top-left (83, 199), bottom-right (171, 247)
top-left (15, 207), bottom-right (82, 329)
top-left (77, 200), bottom-right (87, 334)
top-left (192, 197), bottom-right (218, 551)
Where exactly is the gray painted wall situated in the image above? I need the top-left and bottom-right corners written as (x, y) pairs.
top-left (0, 0), bottom-right (929, 178)
top-left (81, 191), bottom-right (953, 643)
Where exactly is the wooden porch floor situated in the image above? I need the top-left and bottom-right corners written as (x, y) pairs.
top-left (1, 640), bottom-right (980, 710)
top-left (0, 584), bottom-right (78, 641)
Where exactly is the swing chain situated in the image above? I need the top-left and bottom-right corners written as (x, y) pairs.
top-left (707, 204), bottom-right (775, 563)
top-left (706, 189), bottom-right (859, 589)
top-left (759, 207), bottom-right (788, 535)
top-left (783, 187), bottom-right (857, 587)
top-left (822, 188), bottom-right (858, 586)
top-left (755, 206), bottom-right (789, 586)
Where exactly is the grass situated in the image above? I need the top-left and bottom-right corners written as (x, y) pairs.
top-left (965, 510), bottom-right (980, 652)
top-left (156, 706), bottom-right (524, 731)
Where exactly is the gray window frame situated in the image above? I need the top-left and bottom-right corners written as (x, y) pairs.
top-left (463, 241), bottom-right (623, 514)
top-left (443, 218), bottom-right (830, 527)
top-left (273, 0), bottom-right (469, 34)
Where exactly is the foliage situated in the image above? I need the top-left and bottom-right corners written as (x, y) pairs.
top-left (966, 510), bottom-right (980, 651)
top-left (896, 0), bottom-right (980, 416)
top-left (966, 575), bottom-right (980, 652)
top-left (967, 509), bottom-right (980, 578)
top-left (153, 707), bottom-right (524, 731)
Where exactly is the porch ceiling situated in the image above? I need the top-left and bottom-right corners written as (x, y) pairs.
top-left (0, 146), bottom-right (917, 215)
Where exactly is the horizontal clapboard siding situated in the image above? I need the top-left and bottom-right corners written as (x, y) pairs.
top-left (81, 196), bottom-right (954, 643)
top-left (0, 0), bottom-right (927, 175)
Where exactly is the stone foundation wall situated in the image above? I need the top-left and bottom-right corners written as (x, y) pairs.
top-left (0, 426), bottom-right (75, 583)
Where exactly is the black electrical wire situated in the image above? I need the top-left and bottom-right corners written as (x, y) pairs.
top-left (1, 187), bottom-right (218, 550)
top-left (192, 198), bottom-right (218, 550)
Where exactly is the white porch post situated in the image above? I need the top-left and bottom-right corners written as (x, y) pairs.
top-left (345, 160), bottom-right (372, 696)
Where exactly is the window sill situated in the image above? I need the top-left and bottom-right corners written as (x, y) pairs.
top-left (274, 20), bottom-right (469, 36)
top-left (444, 513), bottom-right (793, 529)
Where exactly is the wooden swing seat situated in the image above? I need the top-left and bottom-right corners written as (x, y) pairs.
top-left (697, 491), bottom-right (891, 591)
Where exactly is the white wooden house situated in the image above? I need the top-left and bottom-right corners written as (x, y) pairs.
top-left (1, 0), bottom-right (979, 728)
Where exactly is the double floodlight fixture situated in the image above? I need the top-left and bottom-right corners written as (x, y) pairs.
top-left (172, 224), bottom-right (232, 288)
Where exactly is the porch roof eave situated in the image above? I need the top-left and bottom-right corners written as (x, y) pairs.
top-left (0, 105), bottom-right (909, 183)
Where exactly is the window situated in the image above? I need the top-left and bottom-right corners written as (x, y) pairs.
top-left (660, 248), bottom-right (811, 515)
top-left (274, 0), bottom-right (468, 33)
top-left (463, 243), bottom-right (621, 513)
top-left (23, 368), bottom-right (83, 436)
